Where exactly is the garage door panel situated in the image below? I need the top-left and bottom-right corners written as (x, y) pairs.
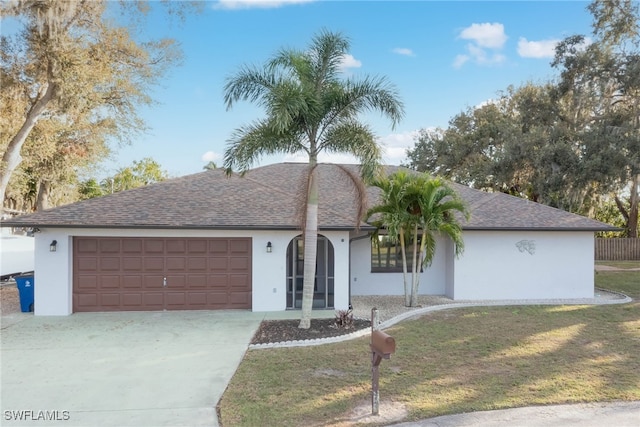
top-left (99, 293), bottom-right (121, 308)
top-left (100, 276), bottom-right (120, 289)
top-left (209, 240), bottom-right (228, 253)
top-left (188, 240), bottom-right (207, 254)
top-left (77, 276), bottom-right (97, 290)
top-left (143, 293), bottom-right (164, 307)
top-left (165, 292), bottom-right (186, 307)
top-left (144, 240), bottom-right (164, 253)
top-left (229, 257), bottom-right (249, 270)
top-left (122, 293), bottom-right (142, 307)
top-left (186, 275), bottom-right (207, 288)
top-left (77, 258), bottom-right (98, 271)
top-left (78, 239), bottom-right (98, 253)
top-left (167, 275), bottom-right (185, 288)
top-left (186, 292), bottom-right (207, 305)
top-left (122, 239), bottom-right (143, 253)
top-left (99, 239), bottom-right (121, 253)
top-left (123, 257), bottom-right (142, 271)
top-left (207, 292), bottom-right (230, 308)
top-left (229, 274), bottom-right (250, 288)
top-left (230, 240), bottom-right (249, 253)
top-left (208, 274), bottom-right (228, 287)
top-left (229, 292), bottom-right (251, 305)
top-left (166, 257), bottom-right (186, 271)
top-left (210, 258), bottom-right (228, 271)
top-left (166, 239), bottom-right (186, 254)
top-left (74, 237), bottom-right (251, 312)
top-left (188, 258), bottom-right (207, 271)
top-left (144, 257), bottom-right (164, 271)
top-left (100, 257), bottom-right (120, 271)
top-left (123, 276), bottom-right (142, 288)
top-left (76, 293), bottom-right (97, 308)
top-left (143, 275), bottom-right (163, 289)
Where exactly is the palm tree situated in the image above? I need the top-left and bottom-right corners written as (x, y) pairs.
top-left (368, 171), bottom-right (469, 306)
top-left (222, 30), bottom-right (404, 328)
top-left (203, 161), bottom-right (217, 171)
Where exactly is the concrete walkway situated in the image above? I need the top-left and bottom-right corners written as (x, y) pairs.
top-left (388, 401), bottom-right (640, 427)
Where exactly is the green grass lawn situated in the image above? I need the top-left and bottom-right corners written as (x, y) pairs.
top-left (219, 270), bottom-right (640, 427)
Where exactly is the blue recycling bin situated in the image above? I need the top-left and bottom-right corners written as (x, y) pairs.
top-left (14, 274), bottom-right (34, 312)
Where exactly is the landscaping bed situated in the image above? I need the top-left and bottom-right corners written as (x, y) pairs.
top-left (251, 317), bottom-right (371, 344)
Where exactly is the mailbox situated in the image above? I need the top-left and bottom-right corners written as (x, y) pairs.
top-left (371, 330), bottom-right (396, 356)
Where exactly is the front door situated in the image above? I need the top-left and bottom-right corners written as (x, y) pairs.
top-left (286, 235), bottom-right (334, 309)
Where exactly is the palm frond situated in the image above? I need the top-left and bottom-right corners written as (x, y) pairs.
top-left (222, 120), bottom-right (305, 174)
top-left (320, 121), bottom-right (382, 181)
top-left (223, 66), bottom-right (278, 110)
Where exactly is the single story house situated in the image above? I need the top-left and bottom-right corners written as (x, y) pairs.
top-left (1, 163), bottom-right (616, 316)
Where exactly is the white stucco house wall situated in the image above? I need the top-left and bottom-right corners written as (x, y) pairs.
top-left (1, 163), bottom-right (616, 316)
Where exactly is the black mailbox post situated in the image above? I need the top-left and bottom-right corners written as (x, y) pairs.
top-left (370, 308), bottom-right (396, 416)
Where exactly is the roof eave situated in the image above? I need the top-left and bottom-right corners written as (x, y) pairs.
top-left (0, 222), bottom-right (373, 232)
top-left (462, 226), bottom-right (623, 232)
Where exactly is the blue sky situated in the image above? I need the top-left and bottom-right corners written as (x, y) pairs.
top-left (101, 0), bottom-right (595, 178)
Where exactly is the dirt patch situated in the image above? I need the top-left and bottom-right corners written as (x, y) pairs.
top-left (0, 283), bottom-right (20, 315)
top-left (251, 318), bottom-right (371, 344)
top-left (326, 400), bottom-right (409, 426)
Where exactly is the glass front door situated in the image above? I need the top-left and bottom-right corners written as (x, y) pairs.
top-left (286, 235), bottom-right (334, 309)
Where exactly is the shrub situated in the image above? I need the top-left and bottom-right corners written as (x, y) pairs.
top-left (334, 309), bottom-right (354, 329)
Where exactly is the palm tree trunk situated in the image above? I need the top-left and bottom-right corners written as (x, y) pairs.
top-left (299, 163), bottom-right (319, 329)
top-left (400, 227), bottom-right (410, 307)
top-left (412, 228), bottom-right (428, 307)
top-left (410, 223), bottom-right (419, 307)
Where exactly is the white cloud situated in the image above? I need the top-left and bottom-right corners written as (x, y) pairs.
top-left (392, 48), bottom-right (415, 57)
top-left (339, 54), bottom-right (362, 72)
top-left (201, 151), bottom-right (222, 162)
top-left (459, 23), bottom-right (507, 48)
top-left (453, 54), bottom-right (469, 69)
top-left (379, 130), bottom-right (420, 164)
top-left (454, 23), bottom-right (508, 68)
top-left (517, 37), bottom-right (560, 58)
top-left (214, 0), bottom-right (314, 10)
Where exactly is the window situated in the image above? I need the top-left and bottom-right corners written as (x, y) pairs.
top-left (371, 235), bottom-right (422, 273)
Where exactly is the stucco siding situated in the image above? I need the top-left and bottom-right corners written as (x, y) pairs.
top-left (350, 235), bottom-right (449, 296)
top-left (32, 228), bottom-right (350, 315)
top-left (452, 231), bottom-right (595, 300)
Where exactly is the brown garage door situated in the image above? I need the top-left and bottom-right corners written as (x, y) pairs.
top-left (73, 237), bottom-right (252, 312)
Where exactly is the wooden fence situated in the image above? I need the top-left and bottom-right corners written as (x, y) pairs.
top-left (595, 238), bottom-right (640, 261)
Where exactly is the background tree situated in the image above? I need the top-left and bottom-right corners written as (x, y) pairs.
top-left (223, 30), bottom-right (404, 328)
top-left (203, 161), bottom-right (217, 171)
top-left (0, 0), bottom-right (200, 213)
top-left (78, 178), bottom-right (103, 200)
top-left (368, 171), bottom-right (468, 307)
top-left (551, 0), bottom-right (639, 236)
top-left (101, 158), bottom-right (169, 194)
top-left (407, 0), bottom-right (639, 237)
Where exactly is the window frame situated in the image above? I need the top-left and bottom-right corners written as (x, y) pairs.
top-left (370, 234), bottom-right (423, 273)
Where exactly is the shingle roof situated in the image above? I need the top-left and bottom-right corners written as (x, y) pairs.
top-left (1, 163), bottom-right (617, 232)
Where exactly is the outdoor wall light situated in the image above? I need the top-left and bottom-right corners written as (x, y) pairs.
top-left (50, 240), bottom-right (57, 252)
top-left (266, 241), bottom-right (272, 253)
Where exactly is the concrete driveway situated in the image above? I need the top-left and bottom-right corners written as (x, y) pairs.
top-left (1, 310), bottom-right (265, 426)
